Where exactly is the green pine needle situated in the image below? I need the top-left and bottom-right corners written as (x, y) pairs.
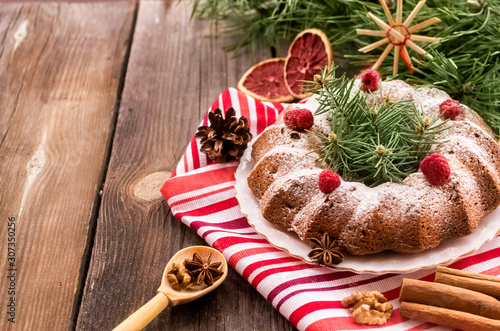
top-left (306, 66), bottom-right (449, 186)
top-left (191, 0), bottom-right (500, 136)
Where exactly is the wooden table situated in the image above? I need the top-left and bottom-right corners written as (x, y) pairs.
top-left (0, 1), bottom-right (297, 330)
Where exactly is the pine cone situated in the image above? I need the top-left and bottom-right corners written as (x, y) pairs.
top-left (195, 108), bottom-right (253, 163)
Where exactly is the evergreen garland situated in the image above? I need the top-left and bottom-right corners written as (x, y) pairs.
top-left (307, 66), bottom-right (449, 186)
top-left (191, 0), bottom-right (500, 136)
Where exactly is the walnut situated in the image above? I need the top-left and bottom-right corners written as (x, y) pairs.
top-left (167, 262), bottom-right (192, 290)
top-left (167, 274), bottom-right (181, 290)
top-left (342, 291), bottom-right (393, 325)
top-left (351, 304), bottom-right (392, 325)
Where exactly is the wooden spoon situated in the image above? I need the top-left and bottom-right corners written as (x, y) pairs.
top-left (113, 246), bottom-right (228, 331)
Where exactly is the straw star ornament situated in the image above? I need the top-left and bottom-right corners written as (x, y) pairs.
top-left (357, 0), bottom-right (441, 74)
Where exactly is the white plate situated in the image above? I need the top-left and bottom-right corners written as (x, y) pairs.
top-left (235, 143), bottom-right (500, 274)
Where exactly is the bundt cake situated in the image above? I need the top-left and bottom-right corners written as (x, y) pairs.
top-left (247, 79), bottom-right (500, 256)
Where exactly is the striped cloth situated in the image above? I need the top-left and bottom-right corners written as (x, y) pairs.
top-left (161, 88), bottom-right (500, 331)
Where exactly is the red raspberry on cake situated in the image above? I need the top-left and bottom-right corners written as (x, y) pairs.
top-left (284, 108), bottom-right (314, 131)
top-left (439, 99), bottom-right (462, 120)
top-left (319, 169), bottom-right (341, 193)
top-left (420, 153), bottom-right (451, 185)
top-left (361, 70), bottom-right (380, 92)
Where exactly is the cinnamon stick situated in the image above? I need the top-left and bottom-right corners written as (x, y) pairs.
top-left (399, 278), bottom-right (500, 320)
top-left (435, 266), bottom-right (500, 300)
top-left (400, 302), bottom-right (500, 331)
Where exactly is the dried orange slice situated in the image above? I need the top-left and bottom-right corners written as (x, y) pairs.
top-left (284, 29), bottom-right (333, 99)
top-left (237, 58), bottom-right (294, 103)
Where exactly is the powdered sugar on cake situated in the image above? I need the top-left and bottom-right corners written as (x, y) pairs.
top-left (247, 79), bottom-right (500, 255)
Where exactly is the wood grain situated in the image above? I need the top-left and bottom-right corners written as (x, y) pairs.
top-left (76, 1), bottom-right (295, 330)
top-left (0, 3), bottom-right (135, 330)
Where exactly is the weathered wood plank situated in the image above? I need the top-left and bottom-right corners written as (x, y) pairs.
top-left (77, 1), bottom-right (295, 330)
top-left (0, 3), bottom-right (135, 330)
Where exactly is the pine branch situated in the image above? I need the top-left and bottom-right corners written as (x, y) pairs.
top-left (308, 66), bottom-right (450, 186)
top-left (191, 0), bottom-right (500, 135)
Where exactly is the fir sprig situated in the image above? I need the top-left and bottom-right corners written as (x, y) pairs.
top-left (191, 0), bottom-right (500, 135)
top-left (307, 66), bottom-right (449, 186)
top-left (191, 0), bottom-right (387, 54)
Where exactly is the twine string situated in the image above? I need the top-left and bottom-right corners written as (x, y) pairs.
top-left (386, 25), bottom-right (413, 73)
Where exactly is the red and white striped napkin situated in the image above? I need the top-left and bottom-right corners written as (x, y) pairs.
top-left (161, 88), bottom-right (500, 331)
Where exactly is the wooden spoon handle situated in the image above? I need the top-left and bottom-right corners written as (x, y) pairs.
top-left (113, 292), bottom-right (170, 331)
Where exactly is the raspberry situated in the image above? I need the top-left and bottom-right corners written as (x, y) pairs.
top-left (283, 108), bottom-right (314, 131)
top-left (318, 169), bottom-right (341, 193)
top-left (420, 153), bottom-right (451, 185)
top-left (361, 70), bottom-right (380, 92)
top-left (439, 99), bottom-right (462, 120)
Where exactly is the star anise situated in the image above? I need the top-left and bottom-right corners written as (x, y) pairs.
top-left (184, 252), bottom-right (224, 286)
top-left (195, 107), bottom-right (252, 163)
top-left (307, 233), bottom-right (345, 267)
